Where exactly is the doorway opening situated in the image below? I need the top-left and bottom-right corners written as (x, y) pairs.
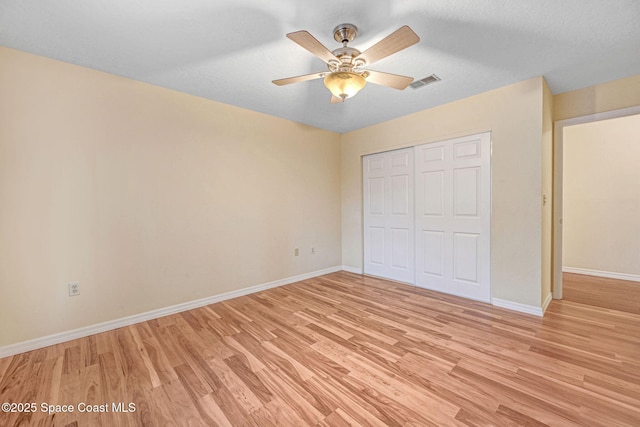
top-left (553, 106), bottom-right (640, 313)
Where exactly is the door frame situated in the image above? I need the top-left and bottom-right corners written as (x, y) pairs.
top-left (552, 105), bottom-right (640, 299)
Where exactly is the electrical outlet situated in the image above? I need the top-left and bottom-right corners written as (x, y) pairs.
top-left (311, 247), bottom-right (316, 254)
top-left (294, 248), bottom-right (299, 256)
top-left (68, 281), bottom-right (80, 297)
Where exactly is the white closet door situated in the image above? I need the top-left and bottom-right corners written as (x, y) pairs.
top-left (363, 148), bottom-right (415, 283)
top-left (414, 132), bottom-right (491, 302)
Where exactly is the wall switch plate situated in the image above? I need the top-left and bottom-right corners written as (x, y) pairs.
top-left (68, 282), bottom-right (80, 296)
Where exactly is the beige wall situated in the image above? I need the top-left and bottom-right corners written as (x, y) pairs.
top-left (554, 74), bottom-right (640, 121)
top-left (342, 77), bottom-right (547, 307)
top-left (563, 114), bottom-right (640, 277)
top-left (0, 47), bottom-right (342, 347)
top-left (8, 42), bottom-right (635, 349)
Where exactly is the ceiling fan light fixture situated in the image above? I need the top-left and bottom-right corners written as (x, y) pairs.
top-left (323, 72), bottom-right (366, 100)
top-left (276, 25), bottom-right (419, 103)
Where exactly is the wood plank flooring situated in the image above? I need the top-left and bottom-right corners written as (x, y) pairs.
top-left (563, 272), bottom-right (640, 314)
top-left (1, 271), bottom-right (639, 426)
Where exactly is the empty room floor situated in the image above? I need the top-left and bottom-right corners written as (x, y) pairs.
top-left (563, 272), bottom-right (640, 315)
top-left (1, 271), bottom-right (639, 426)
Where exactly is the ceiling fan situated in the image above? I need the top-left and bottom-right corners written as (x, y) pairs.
top-left (272, 24), bottom-right (420, 103)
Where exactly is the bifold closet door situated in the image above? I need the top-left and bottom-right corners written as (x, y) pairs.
top-left (414, 132), bottom-right (491, 302)
top-left (363, 148), bottom-right (415, 283)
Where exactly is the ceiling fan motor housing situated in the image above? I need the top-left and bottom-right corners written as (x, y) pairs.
top-left (333, 23), bottom-right (358, 44)
top-left (329, 46), bottom-right (364, 72)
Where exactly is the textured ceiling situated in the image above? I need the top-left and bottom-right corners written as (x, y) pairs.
top-left (1, 1), bottom-right (640, 133)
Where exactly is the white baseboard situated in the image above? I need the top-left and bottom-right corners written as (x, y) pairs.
top-left (341, 265), bottom-right (363, 274)
top-left (0, 266), bottom-right (342, 359)
top-left (562, 267), bottom-right (640, 283)
top-left (492, 298), bottom-right (544, 317)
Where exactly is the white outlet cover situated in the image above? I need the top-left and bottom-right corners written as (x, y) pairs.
top-left (68, 282), bottom-right (80, 296)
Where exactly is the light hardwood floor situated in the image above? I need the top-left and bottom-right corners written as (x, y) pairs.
top-left (563, 272), bottom-right (640, 314)
top-left (1, 271), bottom-right (639, 426)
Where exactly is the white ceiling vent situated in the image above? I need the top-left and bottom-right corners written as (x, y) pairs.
top-left (410, 74), bottom-right (441, 89)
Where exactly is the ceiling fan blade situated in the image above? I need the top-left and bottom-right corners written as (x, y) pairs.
top-left (272, 72), bottom-right (325, 86)
top-left (355, 26), bottom-right (419, 65)
top-left (287, 31), bottom-right (339, 63)
top-left (330, 95), bottom-right (344, 104)
top-left (365, 70), bottom-right (414, 90)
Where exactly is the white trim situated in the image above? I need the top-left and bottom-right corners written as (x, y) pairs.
top-left (562, 267), bottom-right (640, 283)
top-left (0, 266), bottom-right (341, 358)
top-left (492, 298), bottom-right (543, 317)
top-left (556, 105), bottom-right (640, 129)
top-left (542, 292), bottom-right (553, 314)
top-left (341, 265), bottom-right (363, 274)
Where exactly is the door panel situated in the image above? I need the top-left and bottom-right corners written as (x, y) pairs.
top-left (391, 175), bottom-right (410, 214)
top-left (453, 232), bottom-right (479, 283)
top-left (363, 133), bottom-right (489, 300)
top-left (454, 139), bottom-right (481, 159)
top-left (422, 230), bottom-right (444, 277)
top-left (368, 178), bottom-right (385, 214)
top-left (422, 171), bottom-right (444, 216)
top-left (454, 167), bottom-right (480, 217)
top-left (421, 145), bottom-right (445, 162)
top-left (415, 132), bottom-right (491, 302)
top-left (391, 228), bottom-right (410, 268)
top-left (369, 227), bottom-right (385, 265)
top-left (363, 148), bottom-right (414, 283)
